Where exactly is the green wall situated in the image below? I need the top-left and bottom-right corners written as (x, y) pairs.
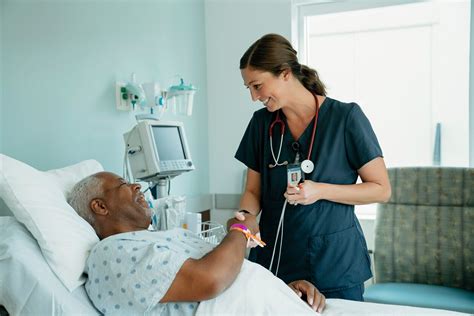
top-left (471, 0), bottom-right (474, 167)
top-left (1, 0), bottom-right (209, 196)
top-left (0, 1), bottom-right (3, 154)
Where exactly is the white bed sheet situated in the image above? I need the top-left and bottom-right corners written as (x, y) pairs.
top-left (196, 259), bottom-right (470, 316)
top-left (0, 216), bottom-right (470, 316)
top-left (0, 216), bottom-right (99, 315)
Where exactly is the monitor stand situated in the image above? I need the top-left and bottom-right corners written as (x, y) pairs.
top-left (150, 178), bottom-right (169, 199)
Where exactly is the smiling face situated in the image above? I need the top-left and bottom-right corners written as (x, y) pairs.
top-left (241, 67), bottom-right (290, 112)
top-left (96, 172), bottom-right (151, 228)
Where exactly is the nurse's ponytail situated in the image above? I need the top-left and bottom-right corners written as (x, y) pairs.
top-left (295, 64), bottom-right (326, 96)
top-left (240, 33), bottom-right (327, 96)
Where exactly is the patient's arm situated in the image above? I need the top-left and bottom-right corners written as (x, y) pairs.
top-left (160, 216), bottom-right (259, 303)
top-left (288, 280), bottom-right (326, 313)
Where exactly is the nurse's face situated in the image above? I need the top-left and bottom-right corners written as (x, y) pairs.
top-left (241, 67), bottom-right (289, 112)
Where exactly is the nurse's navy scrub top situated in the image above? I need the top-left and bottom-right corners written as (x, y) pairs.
top-left (235, 97), bottom-right (383, 293)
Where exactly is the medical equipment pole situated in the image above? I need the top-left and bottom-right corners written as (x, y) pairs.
top-left (154, 179), bottom-right (168, 199)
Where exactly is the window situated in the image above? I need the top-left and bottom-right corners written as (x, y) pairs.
top-left (292, 0), bottom-right (471, 218)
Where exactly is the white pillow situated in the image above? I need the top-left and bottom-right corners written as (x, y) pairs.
top-left (0, 154), bottom-right (102, 291)
top-left (0, 217), bottom-right (99, 315)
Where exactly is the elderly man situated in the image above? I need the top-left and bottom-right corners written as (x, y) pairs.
top-left (68, 172), bottom-right (325, 315)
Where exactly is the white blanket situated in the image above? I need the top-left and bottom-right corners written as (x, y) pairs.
top-left (196, 260), bottom-right (468, 316)
top-left (197, 260), bottom-right (314, 315)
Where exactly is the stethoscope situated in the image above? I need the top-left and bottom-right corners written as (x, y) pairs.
top-left (268, 94), bottom-right (320, 174)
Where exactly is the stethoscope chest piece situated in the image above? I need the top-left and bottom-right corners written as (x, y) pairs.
top-left (301, 159), bottom-right (314, 174)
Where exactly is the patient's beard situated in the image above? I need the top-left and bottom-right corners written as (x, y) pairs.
top-left (144, 207), bottom-right (152, 219)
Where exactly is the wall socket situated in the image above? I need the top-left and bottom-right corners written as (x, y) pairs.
top-left (115, 81), bottom-right (131, 111)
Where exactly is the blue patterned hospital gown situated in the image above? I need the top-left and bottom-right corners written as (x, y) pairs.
top-left (85, 228), bottom-right (215, 315)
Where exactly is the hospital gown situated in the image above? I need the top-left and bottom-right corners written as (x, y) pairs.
top-left (85, 228), bottom-right (214, 315)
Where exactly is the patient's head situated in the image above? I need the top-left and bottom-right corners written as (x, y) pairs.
top-left (68, 172), bottom-right (151, 239)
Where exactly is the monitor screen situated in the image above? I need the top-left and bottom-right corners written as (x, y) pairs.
top-left (151, 126), bottom-right (186, 161)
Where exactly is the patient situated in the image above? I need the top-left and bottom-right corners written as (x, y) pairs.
top-left (68, 172), bottom-right (325, 315)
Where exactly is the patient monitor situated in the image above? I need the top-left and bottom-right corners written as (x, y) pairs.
top-left (123, 120), bottom-right (195, 183)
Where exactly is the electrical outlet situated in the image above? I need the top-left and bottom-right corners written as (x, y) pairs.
top-left (115, 81), bottom-right (131, 111)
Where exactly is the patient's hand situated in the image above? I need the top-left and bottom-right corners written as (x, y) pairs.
top-left (226, 214), bottom-right (259, 235)
top-left (288, 280), bottom-right (325, 313)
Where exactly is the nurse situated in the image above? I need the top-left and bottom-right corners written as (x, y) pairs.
top-left (235, 33), bottom-right (391, 301)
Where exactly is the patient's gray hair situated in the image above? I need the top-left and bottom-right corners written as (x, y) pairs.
top-left (68, 174), bottom-right (104, 227)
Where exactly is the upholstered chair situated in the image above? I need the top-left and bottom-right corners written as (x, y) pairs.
top-left (364, 167), bottom-right (474, 314)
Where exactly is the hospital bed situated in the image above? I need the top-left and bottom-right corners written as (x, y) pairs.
top-left (0, 217), bottom-right (99, 315)
top-left (0, 155), bottom-right (471, 316)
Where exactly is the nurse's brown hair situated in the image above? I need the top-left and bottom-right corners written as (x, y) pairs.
top-left (240, 33), bottom-right (326, 96)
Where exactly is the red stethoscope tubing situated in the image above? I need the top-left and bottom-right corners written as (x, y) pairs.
top-left (269, 115), bottom-right (287, 167)
top-left (307, 94), bottom-right (320, 160)
top-left (269, 111), bottom-right (285, 137)
top-left (269, 94), bottom-right (320, 166)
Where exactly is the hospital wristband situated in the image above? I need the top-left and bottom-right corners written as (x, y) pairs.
top-left (230, 223), bottom-right (249, 231)
top-left (229, 227), bottom-right (250, 241)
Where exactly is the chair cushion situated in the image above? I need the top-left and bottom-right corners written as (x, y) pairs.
top-left (375, 167), bottom-right (474, 290)
top-left (374, 204), bottom-right (474, 289)
top-left (387, 168), bottom-right (474, 206)
top-left (364, 283), bottom-right (474, 314)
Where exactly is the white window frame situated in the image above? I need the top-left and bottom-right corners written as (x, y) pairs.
top-left (291, 0), bottom-right (427, 65)
top-left (291, 0), bottom-right (471, 219)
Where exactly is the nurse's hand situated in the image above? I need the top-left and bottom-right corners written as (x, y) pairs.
top-left (284, 180), bottom-right (323, 206)
top-left (288, 280), bottom-right (326, 313)
top-left (231, 211), bottom-right (262, 248)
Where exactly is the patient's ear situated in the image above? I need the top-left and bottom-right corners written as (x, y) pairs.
top-left (90, 198), bottom-right (109, 216)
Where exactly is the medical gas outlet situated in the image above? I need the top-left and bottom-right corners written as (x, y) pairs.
top-left (115, 80), bottom-right (147, 111)
top-left (115, 73), bottom-right (196, 117)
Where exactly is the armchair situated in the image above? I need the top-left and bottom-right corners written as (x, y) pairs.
top-left (364, 167), bottom-right (474, 314)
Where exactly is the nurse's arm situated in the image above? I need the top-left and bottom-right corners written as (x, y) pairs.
top-left (287, 157), bottom-right (391, 205)
top-left (319, 157), bottom-right (391, 205)
top-left (238, 168), bottom-right (261, 216)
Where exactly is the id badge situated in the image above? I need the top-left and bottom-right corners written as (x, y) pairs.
top-left (287, 163), bottom-right (303, 187)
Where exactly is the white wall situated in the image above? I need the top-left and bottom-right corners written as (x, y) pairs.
top-left (205, 0), bottom-right (292, 194)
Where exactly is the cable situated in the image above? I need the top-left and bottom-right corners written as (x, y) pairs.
top-left (269, 199), bottom-right (288, 277)
top-left (123, 125), bottom-right (137, 183)
top-left (123, 149), bottom-right (128, 181)
top-left (167, 176), bottom-right (171, 196)
top-left (275, 210), bottom-right (284, 276)
top-left (141, 185), bottom-right (151, 194)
